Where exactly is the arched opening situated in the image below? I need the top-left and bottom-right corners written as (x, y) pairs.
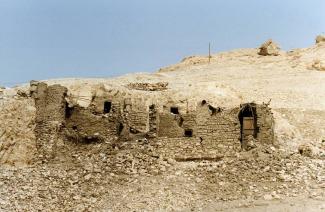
top-left (238, 104), bottom-right (258, 148)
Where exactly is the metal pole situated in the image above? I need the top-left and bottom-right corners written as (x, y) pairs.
top-left (209, 42), bottom-right (211, 64)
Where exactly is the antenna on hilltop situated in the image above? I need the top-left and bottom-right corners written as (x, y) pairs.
top-left (208, 42), bottom-right (211, 64)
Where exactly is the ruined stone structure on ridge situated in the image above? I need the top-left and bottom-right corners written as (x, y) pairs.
top-left (31, 81), bottom-right (275, 161)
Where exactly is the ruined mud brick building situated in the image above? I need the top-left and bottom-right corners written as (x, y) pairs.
top-left (32, 82), bottom-right (274, 160)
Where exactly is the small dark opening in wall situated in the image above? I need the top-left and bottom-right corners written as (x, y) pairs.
top-left (170, 107), bottom-right (179, 114)
top-left (184, 129), bottom-right (193, 137)
top-left (65, 103), bottom-right (74, 118)
top-left (72, 125), bottom-right (77, 130)
top-left (208, 105), bottom-right (217, 115)
top-left (149, 104), bottom-right (155, 110)
top-left (104, 101), bottom-right (112, 113)
top-left (118, 123), bottom-right (124, 135)
top-left (201, 100), bottom-right (207, 105)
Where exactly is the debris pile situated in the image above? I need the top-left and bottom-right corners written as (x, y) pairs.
top-left (258, 39), bottom-right (280, 56)
top-left (316, 35), bottom-right (325, 44)
top-left (127, 82), bottom-right (168, 91)
top-left (0, 141), bottom-right (323, 211)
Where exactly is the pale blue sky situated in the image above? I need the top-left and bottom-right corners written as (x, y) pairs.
top-left (0, 0), bottom-right (324, 86)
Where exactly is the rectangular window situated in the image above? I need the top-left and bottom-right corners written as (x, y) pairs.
top-left (170, 107), bottom-right (179, 114)
top-left (184, 129), bottom-right (193, 137)
top-left (104, 101), bottom-right (112, 113)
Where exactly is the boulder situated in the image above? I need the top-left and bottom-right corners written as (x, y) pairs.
top-left (315, 35), bottom-right (325, 44)
top-left (258, 39), bottom-right (280, 56)
top-left (16, 89), bottom-right (28, 98)
top-left (311, 59), bottom-right (325, 71)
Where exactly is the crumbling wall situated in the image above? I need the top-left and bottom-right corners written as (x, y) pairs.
top-left (196, 105), bottom-right (241, 155)
top-left (34, 83), bottom-right (67, 161)
top-left (155, 102), bottom-right (274, 159)
top-left (147, 104), bottom-right (158, 138)
top-left (256, 104), bottom-right (275, 144)
top-left (181, 113), bottom-right (197, 136)
top-left (157, 113), bottom-right (184, 137)
top-left (127, 98), bottom-right (149, 133)
top-left (65, 106), bottom-right (118, 142)
top-left (32, 81), bottom-right (275, 161)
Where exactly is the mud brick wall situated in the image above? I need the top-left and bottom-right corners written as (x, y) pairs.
top-left (148, 105), bottom-right (158, 138)
top-left (34, 83), bottom-right (67, 123)
top-left (91, 97), bottom-right (121, 114)
top-left (256, 105), bottom-right (275, 144)
top-left (126, 98), bottom-right (149, 133)
top-left (34, 122), bottom-right (61, 160)
top-left (128, 109), bottom-right (149, 132)
top-left (155, 104), bottom-right (280, 159)
top-left (157, 113), bottom-right (184, 137)
top-left (34, 83), bottom-right (67, 160)
top-left (65, 107), bottom-right (118, 142)
top-left (181, 113), bottom-right (197, 136)
top-left (197, 109), bottom-right (240, 145)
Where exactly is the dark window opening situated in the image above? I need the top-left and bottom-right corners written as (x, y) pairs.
top-left (65, 102), bottom-right (74, 119)
top-left (201, 100), bottom-right (207, 105)
top-left (149, 104), bottom-right (155, 110)
top-left (170, 107), bottom-right (179, 114)
top-left (72, 125), bottom-right (77, 130)
top-left (104, 101), bottom-right (112, 113)
top-left (184, 129), bottom-right (193, 137)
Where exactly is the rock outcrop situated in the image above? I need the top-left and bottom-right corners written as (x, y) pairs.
top-left (316, 35), bottom-right (325, 44)
top-left (311, 59), bottom-right (325, 71)
top-left (0, 86), bottom-right (4, 98)
top-left (258, 39), bottom-right (280, 56)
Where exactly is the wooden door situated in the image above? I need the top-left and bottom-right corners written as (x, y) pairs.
top-left (243, 117), bottom-right (255, 136)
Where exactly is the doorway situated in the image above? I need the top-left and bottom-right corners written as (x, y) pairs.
top-left (238, 104), bottom-right (257, 148)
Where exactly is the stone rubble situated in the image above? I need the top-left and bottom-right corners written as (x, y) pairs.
top-left (0, 139), bottom-right (324, 211)
top-left (258, 39), bottom-right (281, 56)
top-left (316, 35), bottom-right (325, 44)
